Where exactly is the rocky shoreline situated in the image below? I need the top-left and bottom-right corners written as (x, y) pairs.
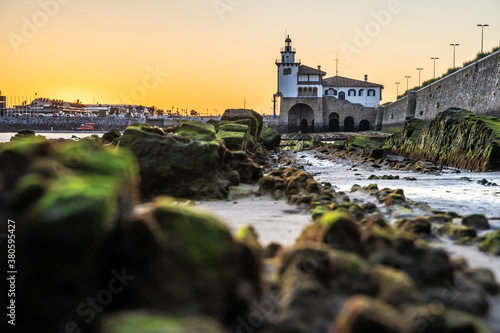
top-left (1, 108), bottom-right (499, 332)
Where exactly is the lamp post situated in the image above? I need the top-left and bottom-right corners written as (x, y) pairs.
top-left (477, 24), bottom-right (489, 52)
top-left (416, 68), bottom-right (423, 86)
top-left (431, 57), bottom-right (439, 79)
top-left (405, 76), bottom-right (411, 91)
top-left (450, 44), bottom-right (460, 68)
top-left (395, 82), bottom-right (400, 99)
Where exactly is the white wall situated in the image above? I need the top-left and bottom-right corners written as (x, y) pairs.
top-left (278, 64), bottom-right (300, 98)
top-left (324, 87), bottom-right (381, 107)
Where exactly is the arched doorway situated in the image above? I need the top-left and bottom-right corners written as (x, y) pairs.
top-left (300, 119), bottom-right (308, 133)
top-left (359, 120), bottom-right (370, 131)
top-left (344, 117), bottom-right (355, 132)
top-left (339, 92), bottom-right (345, 100)
top-left (288, 103), bottom-right (315, 133)
top-left (328, 112), bottom-right (340, 132)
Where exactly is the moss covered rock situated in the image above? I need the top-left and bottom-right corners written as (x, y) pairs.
top-left (174, 120), bottom-right (217, 141)
top-left (0, 139), bottom-right (139, 333)
top-left (260, 126), bottom-right (281, 150)
top-left (119, 123), bottom-right (231, 200)
top-left (221, 109), bottom-right (263, 142)
top-left (478, 230), bottom-right (500, 255)
top-left (385, 109), bottom-right (500, 171)
top-left (100, 312), bottom-right (225, 333)
top-left (332, 295), bottom-right (405, 333)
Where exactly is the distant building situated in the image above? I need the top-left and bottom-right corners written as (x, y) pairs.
top-left (0, 92), bottom-right (6, 116)
top-left (275, 36), bottom-right (384, 133)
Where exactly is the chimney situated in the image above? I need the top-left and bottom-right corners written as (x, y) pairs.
top-left (318, 65), bottom-right (322, 71)
top-left (364, 75), bottom-right (368, 82)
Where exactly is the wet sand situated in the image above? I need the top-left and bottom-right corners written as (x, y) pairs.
top-left (197, 194), bottom-right (311, 246)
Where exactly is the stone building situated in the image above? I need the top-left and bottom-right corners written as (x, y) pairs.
top-left (275, 36), bottom-right (384, 133)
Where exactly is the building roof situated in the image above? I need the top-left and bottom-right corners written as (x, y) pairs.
top-left (323, 76), bottom-right (384, 88)
top-left (298, 65), bottom-right (326, 76)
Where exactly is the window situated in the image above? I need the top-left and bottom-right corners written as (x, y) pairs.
top-left (359, 89), bottom-right (364, 96)
top-left (368, 89), bottom-right (376, 97)
top-left (283, 68), bottom-right (292, 75)
top-left (333, 89), bottom-right (338, 96)
top-left (298, 75), bottom-right (308, 82)
top-left (348, 89), bottom-right (356, 97)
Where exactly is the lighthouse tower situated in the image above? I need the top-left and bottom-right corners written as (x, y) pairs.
top-left (276, 35), bottom-right (301, 98)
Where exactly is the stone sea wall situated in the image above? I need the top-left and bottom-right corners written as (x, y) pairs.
top-left (382, 50), bottom-right (500, 131)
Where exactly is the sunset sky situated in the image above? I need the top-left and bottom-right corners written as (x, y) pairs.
top-left (1, 0), bottom-right (499, 115)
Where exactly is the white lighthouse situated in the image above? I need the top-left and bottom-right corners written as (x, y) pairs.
top-left (276, 36), bottom-right (301, 98)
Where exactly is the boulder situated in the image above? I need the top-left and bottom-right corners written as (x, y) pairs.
top-left (102, 128), bottom-right (121, 144)
top-left (101, 197), bottom-right (262, 326)
top-left (0, 139), bottom-right (139, 333)
top-left (478, 230), bottom-right (500, 256)
top-left (461, 214), bottom-right (490, 230)
top-left (332, 295), bottom-right (405, 333)
top-left (260, 126), bottom-right (281, 150)
top-left (174, 120), bottom-right (217, 141)
top-left (221, 109), bottom-right (263, 141)
top-left (298, 209), bottom-right (362, 254)
top-left (118, 123), bottom-right (230, 200)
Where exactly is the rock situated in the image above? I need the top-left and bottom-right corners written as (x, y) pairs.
top-left (10, 129), bottom-right (36, 142)
top-left (435, 222), bottom-right (477, 241)
top-left (418, 248), bottom-right (454, 286)
top-left (461, 214), bottom-right (490, 230)
top-left (384, 193), bottom-right (406, 206)
top-left (228, 170), bottom-right (241, 186)
top-left (264, 242), bottom-right (282, 259)
top-left (221, 109), bottom-right (263, 142)
top-left (260, 126), bottom-right (281, 150)
top-left (395, 217), bottom-right (431, 235)
top-left (298, 209), bottom-right (362, 254)
top-left (478, 230), bottom-right (500, 256)
top-left (384, 109), bottom-right (500, 171)
top-left (0, 139), bottom-right (139, 332)
top-left (104, 197), bottom-right (262, 326)
top-left (235, 225), bottom-right (263, 257)
top-left (276, 245), bottom-right (376, 298)
top-left (332, 295), bottom-right (405, 333)
top-left (466, 268), bottom-right (499, 294)
top-left (217, 122), bottom-right (250, 151)
top-left (373, 265), bottom-right (416, 306)
top-left (100, 311), bottom-right (225, 333)
top-left (102, 128), bottom-right (121, 144)
top-left (118, 123), bottom-right (259, 200)
top-left (174, 120), bottom-right (217, 141)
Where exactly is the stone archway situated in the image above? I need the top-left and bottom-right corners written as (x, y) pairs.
top-left (359, 120), bottom-right (370, 131)
top-left (344, 116), bottom-right (355, 132)
top-left (288, 103), bottom-right (315, 133)
top-left (328, 112), bottom-right (340, 132)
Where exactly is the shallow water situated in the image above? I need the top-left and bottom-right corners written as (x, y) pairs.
top-left (0, 132), bottom-right (101, 142)
top-left (297, 150), bottom-right (500, 221)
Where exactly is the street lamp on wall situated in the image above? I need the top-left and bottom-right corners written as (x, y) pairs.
top-left (416, 68), bottom-right (423, 86)
top-left (431, 57), bottom-right (439, 79)
top-left (450, 44), bottom-right (460, 68)
top-left (477, 24), bottom-right (489, 53)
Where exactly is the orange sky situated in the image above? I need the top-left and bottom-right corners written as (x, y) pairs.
top-left (1, 0), bottom-right (499, 115)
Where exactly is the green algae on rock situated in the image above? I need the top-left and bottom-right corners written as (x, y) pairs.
top-left (385, 109), bottom-right (500, 171)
